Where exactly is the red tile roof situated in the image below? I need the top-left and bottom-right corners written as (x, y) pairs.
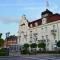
top-left (28, 19), bottom-right (42, 27)
top-left (47, 14), bottom-right (60, 23)
top-left (28, 14), bottom-right (60, 28)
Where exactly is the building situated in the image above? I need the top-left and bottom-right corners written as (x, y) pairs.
top-left (4, 35), bottom-right (17, 47)
top-left (4, 35), bottom-right (19, 51)
top-left (18, 9), bottom-right (60, 51)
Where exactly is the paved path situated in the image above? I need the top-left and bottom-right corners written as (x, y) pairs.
top-left (0, 55), bottom-right (60, 60)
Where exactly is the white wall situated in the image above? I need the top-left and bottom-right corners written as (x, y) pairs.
top-left (18, 17), bottom-right (60, 51)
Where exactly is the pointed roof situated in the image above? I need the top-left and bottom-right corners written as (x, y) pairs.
top-left (41, 9), bottom-right (53, 15)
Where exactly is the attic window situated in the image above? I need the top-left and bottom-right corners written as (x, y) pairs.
top-left (30, 24), bottom-right (32, 27)
top-left (42, 18), bottom-right (47, 24)
top-left (35, 22), bottom-right (38, 26)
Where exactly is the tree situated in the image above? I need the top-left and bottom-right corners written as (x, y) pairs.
top-left (0, 33), bottom-right (4, 47)
top-left (0, 33), bottom-right (2, 38)
top-left (38, 42), bottom-right (46, 51)
top-left (23, 43), bottom-right (29, 49)
top-left (30, 43), bottom-right (37, 54)
top-left (38, 42), bottom-right (46, 48)
top-left (30, 43), bottom-right (37, 48)
top-left (56, 41), bottom-right (60, 47)
top-left (0, 39), bottom-right (4, 47)
top-left (21, 43), bottom-right (29, 54)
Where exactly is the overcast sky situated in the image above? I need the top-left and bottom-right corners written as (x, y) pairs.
top-left (0, 0), bottom-right (60, 39)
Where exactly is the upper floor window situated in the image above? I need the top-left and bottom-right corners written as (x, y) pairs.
top-left (55, 40), bottom-right (57, 43)
top-left (42, 18), bottom-right (47, 24)
top-left (30, 24), bottom-right (32, 28)
top-left (41, 27), bottom-right (43, 30)
top-left (30, 31), bottom-right (32, 37)
top-left (35, 22), bottom-right (38, 26)
top-left (42, 36), bottom-right (44, 40)
top-left (33, 33), bottom-right (38, 41)
top-left (53, 25), bottom-right (55, 29)
top-left (30, 31), bottom-right (32, 32)
top-left (45, 27), bottom-right (47, 29)
top-left (46, 35), bottom-right (48, 39)
top-left (33, 33), bottom-right (37, 37)
top-left (21, 31), bottom-right (24, 33)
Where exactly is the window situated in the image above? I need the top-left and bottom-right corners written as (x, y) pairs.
top-left (30, 24), bottom-right (32, 27)
top-left (41, 27), bottom-right (43, 30)
top-left (42, 18), bottom-right (47, 24)
top-left (53, 25), bottom-right (55, 27)
top-left (30, 31), bottom-right (32, 40)
top-left (54, 35), bottom-right (56, 39)
top-left (30, 31), bottom-right (32, 32)
top-left (21, 31), bottom-right (24, 34)
top-left (33, 33), bottom-right (38, 42)
top-left (55, 40), bottom-right (57, 43)
top-left (42, 36), bottom-right (44, 40)
top-left (53, 25), bottom-right (55, 29)
top-left (35, 22), bottom-right (38, 26)
top-left (30, 31), bottom-right (32, 36)
top-left (45, 27), bottom-right (47, 29)
top-left (34, 33), bottom-right (37, 37)
top-left (46, 35), bottom-right (48, 39)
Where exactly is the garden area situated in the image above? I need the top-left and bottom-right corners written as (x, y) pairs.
top-left (0, 48), bottom-right (9, 56)
top-left (20, 41), bottom-right (60, 55)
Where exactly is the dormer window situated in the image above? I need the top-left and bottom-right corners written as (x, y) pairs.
top-left (30, 24), bottom-right (32, 28)
top-left (35, 22), bottom-right (38, 26)
top-left (41, 9), bottom-right (53, 18)
top-left (42, 18), bottom-right (47, 24)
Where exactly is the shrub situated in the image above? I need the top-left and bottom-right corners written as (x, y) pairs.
top-left (38, 42), bottom-right (46, 48)
top-left (20, 43), bottom-right (29, 54)
top-left (30, 43), bottom-right (37, 48)
top-left (0, 48), bottom-right (9, 56)
top-left (21, 49), bottom-right (29, 54)
top-left (56, 41), bottom-right (60, 47)
top-left (23, 43), bottom-right (29, 49)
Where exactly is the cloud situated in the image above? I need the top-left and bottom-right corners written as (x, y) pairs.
top-left (0, 16), bottom-right (19, 24)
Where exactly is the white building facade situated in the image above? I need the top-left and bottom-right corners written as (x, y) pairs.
top-left (18, 9), bottom-right (60, 51)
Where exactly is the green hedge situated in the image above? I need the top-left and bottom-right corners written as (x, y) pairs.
top-left (37, 51), bottom-right (60, 54)
top-left (0, 48), bottom-right (9, 56)
top-left (0, 52), bottom-right (9, 56)
top-left (21, 49), bottom-right (29, 54)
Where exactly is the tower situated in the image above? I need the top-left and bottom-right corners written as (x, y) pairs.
top-left (18, 15), bottom-right (29, 45)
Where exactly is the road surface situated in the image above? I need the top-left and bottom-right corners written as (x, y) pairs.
top-left (0, 55), bottom-right (60, 60)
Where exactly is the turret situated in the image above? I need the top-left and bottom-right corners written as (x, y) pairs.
top-left (41, 9), bottom-right (53, 18)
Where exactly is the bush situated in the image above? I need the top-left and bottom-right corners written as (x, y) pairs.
top-left (20, 43), bottom-right (29, 54)
top-left (30, 43), bottom-right (37, 48)
top-left (0, 52), bottom-right (9, 56)
top-left (38, 42), bottom-right (46, 48)
top-left (56, 41), bottom-right (60, 47)
top-left (0, 48), bottom-right (9, 56)
top-left (37, 51), bottom-right (60, 54)
top-left (23, 43), bottom-right (29, 49)
top-left (21, 49), bottom-right (29, 54)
